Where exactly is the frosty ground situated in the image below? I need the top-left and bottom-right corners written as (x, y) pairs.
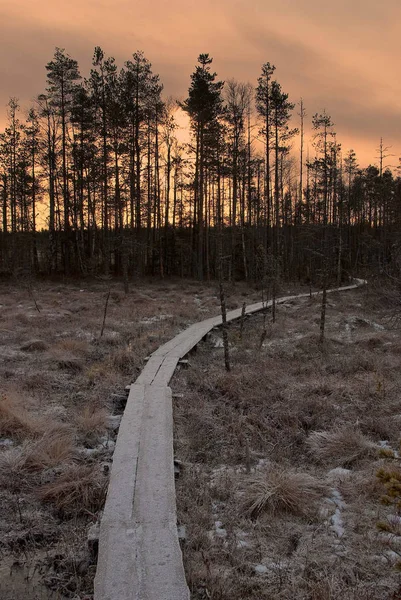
top-left (2, 278), bottom-right (400, 600)
top-left (0, 278), bottom-right (265, 599)
top-left (173, 283), bottom-right (401, 600)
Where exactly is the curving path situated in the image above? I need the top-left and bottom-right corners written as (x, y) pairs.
top-left (94, 279), bottom-right (366, 600)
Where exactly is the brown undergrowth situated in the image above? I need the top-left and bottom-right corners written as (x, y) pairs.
top-left (0, 277), bottom-right (266, 599)
top-left (173, 285), bottom-right (401, 600)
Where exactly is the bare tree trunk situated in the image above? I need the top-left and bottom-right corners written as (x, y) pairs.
top-left (100, 288), bottom-right (111, 337)
top-left (320, 269), bottom-right (327, 344)
top-left (219, 279), bottom-right (231, 372)
top-left (240, 301), bottom-right (246, 340)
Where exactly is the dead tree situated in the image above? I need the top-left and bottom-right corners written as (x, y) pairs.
top-left (219, 276), bottom-right (231, 372)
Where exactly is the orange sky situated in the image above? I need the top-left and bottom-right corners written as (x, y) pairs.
top-left (1, 0), bottom-right (400, 167)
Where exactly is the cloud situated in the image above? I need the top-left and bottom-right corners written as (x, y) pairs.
top-left (0, 0), bottom-right (399, 165)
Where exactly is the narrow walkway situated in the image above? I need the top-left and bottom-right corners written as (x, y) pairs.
top-left (94, 280), bottom-right (365, 600)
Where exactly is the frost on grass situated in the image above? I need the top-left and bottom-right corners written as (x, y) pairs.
top-left (174, 286), bottom-right (401, 600)
top-left (306, 426), bottom-right (376, 467)
top-left (241, 467), bottom-right (327, 519)
top-left (0, 279), bottom-right (262, 597)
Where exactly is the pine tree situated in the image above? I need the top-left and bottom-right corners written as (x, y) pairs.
top-left (256, 62), bottom-right (275, 239)
top-left (46, 48), bottom-right (81, 271)
top-left (181, 53), bottom-right (224, 279)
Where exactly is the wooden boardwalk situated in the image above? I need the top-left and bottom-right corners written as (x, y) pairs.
top-left (94, 280), bottom-right (365, 600)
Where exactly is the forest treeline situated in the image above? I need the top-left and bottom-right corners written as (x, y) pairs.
top-left (0, 47), bottom-right (400, 283)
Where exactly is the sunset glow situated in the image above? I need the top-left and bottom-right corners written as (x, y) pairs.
top-left (1, 0), bottom-right (400, 165)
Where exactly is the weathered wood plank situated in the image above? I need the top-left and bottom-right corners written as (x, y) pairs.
top-left (135, 355), bottom-right (164, 385)
top-left (133, 386), bottom-right (189, 600)
top-left (95, 383), bottom-right (146, 600)
top-left (95, 385), bottom-right (189, 600)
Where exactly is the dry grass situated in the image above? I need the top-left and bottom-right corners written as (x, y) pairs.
top-left (0, 427), bottom-right (76, 496)
top-left (0, 277), bottom-right (243, 597)
top-left (20, 339), bottom-right (48, 352)
top-left (8, 279), bottom-right (393, 598)
top-left (0, 392), bottom-right (43, 439)
top-left (74, 404), bottom-right (107, 445)
top-left (54, 338), bottom-right (90, 356)
top-left (110, 346), bottom-right (137, 375)
top-left (21, 372), bottom-right (52, 392)
top-left (306, 426), bottom-right (376, 467)
top-left (37, 464), bottom-right (107, 516)
top-left (241, 467), bottom-right (327, 519)
top-left (55, 355), bottom-right (84, 373)
top-left (21, 429), bottom-right (76, 471)
top-left (173, 285), bottom-right (401, 600)
top-left (0, 447), bottom-right (29, 490)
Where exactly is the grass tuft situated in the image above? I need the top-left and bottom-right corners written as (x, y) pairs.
top-left (0, 392), bottom-right (42, 439)
top-left (74, 404), bottom-right (107, 445)
top-left (306, 426), bottom-right (376, 467)
top-left (37, 464), bottom-right (107, 516)
top-left (22, 428), bottom-right (76, 471)
top-left (241, 466), bottom-right (327, 519)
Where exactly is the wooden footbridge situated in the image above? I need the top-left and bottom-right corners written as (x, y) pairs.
top-left (94, 280), bottom-right (365, 600)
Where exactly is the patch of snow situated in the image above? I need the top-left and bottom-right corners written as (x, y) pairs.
top-left (267, 559), bottom-right (290, 570)
top-left (107, 415), bottom-right (122, 431)
top-left (103, 330), bottom-right (121, 339)
top-left (99, 437), bottom-right (115, 449)
top-left (235, 529), bottom-right (251, 549)
top-left (329, 488), bottom-right (346, 510)
top-left (79, 439), bottom-right (115, 458)
top-left (140, 314), bottom-right (173, 325)
top-left (0, 438), bottom-right (14, 447)
top-left (331, 508), bottom-right (345, 538)
top-left (347, 316), bottom-right (385, 331)
top-left (80, 448), bottom-right (99, 457)
top-left (327, 488), bottom-right (346, 539)
top-left (215, 527), bottom-right (227, 539)
top-left (75, 330), bottom-right (95, 341)
top-left (209, 333), bottom-right (224, 348)
top-left (373, 550), bottom-right (400, 565)
top-left (254, 564), bottom-right (268, 574)
top-left (353, 278), bottom-right (367, 287)
top-left (235, 529), bottom-right (249, 538)
top-left (254, 560), bottom-right (289, 574)
top-left (214, 520), bottom-right (227, 538)
top-left (378, 440), bottom-right (399, 457)
top-left (372, 322), bottom-right (385, 331)
top-left (253, 458), bottom-right (269, 472)
top-left (327, 467), bottom-right (352, 482)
